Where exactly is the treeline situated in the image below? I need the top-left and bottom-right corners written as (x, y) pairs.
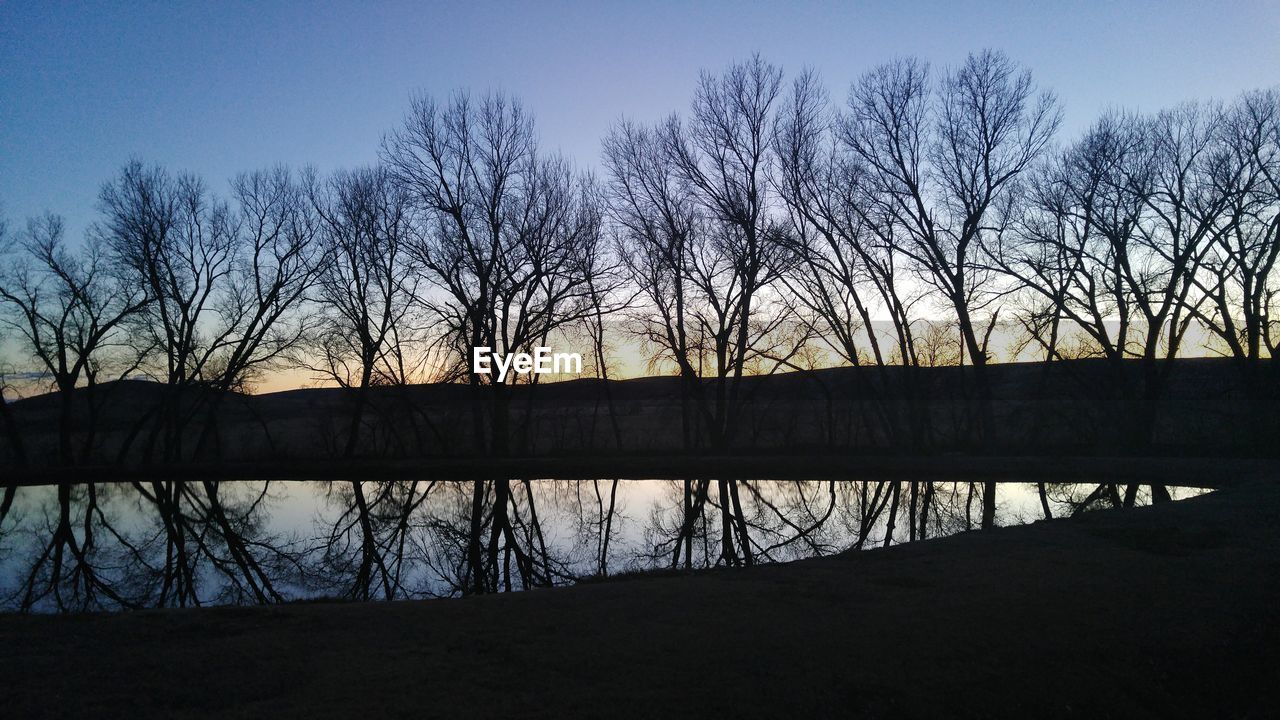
top-left (2, 51), bottom-right (1277, 481)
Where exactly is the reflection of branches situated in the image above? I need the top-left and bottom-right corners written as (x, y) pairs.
top-left (482, 479), bottom-right (574, 592)
top-left (312, 478), bottom-right (582, 600)
top-left (640, 479), bottom-right (1024, 572)
top-left (11, 483), bottom-right (139, 612)
top-left (5, 479), bottom-right (306, 612)
top-left (648, 480), bottom-right (845, 569)
top-left (739, 481), bottom-right (840, 559)
top-left (315, 480), bottom-right (436, 600)
top-left (413, 479), bottom-right (579, 595)
top-left (124, 480), bottom-right (307, 607)
top-left (0, 483), bottom-right (14, 534)
top-left (3, 479), bottom-right (1191, 612)
top-left (564, 479), bottom-right (623, 576)
top-left (840, 481), bottom-right (895, 549)
top-left (194, 480), bottom-right (299, 603)
top-left (1047, 482), bottom-right (1125, 517)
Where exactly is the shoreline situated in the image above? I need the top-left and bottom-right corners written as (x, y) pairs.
top-left (4, 453), bottom-right (1270, 487)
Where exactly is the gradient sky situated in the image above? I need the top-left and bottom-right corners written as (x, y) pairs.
top-left (3, 0), bottom-right (1279, 243)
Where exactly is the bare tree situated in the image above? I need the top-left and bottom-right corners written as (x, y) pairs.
top-left (188, 167), bottom-right (328, 456)
top-left (606, 56), bottom-right (794, 566)
top-left (1187, 89), bottom-right (1280, 445)
top-left (991, 113), bottom-right (1150, 459)
top-left (774, 69), bottom-right (930, 449)
top-left (302, 165), bottom-right (419, 457)
top-left (0, 213), bottom-right (149, 463)
top-left (842, 52), bottom-right (1059, 527)
top-left (299, 166), bottom-right (427, 584)
top-left (604, 118), bottom-right (705, 449)
top-left (578, 200), bottom-right (632, 451)
top-left (99, 161), bottom-right (325, 463)
top-left (384, 90), bottom-right (610, 453)
top-left (97, 162), bottom-right (234, 461)
top-left (1121, 103), bottom-right (1234, 465)
top-left (994, 101), bottom-right (1241, 502)
top-left (385, 91), bottom-right (610, 591)
top-left (660, 54), bottom-right (793, 451)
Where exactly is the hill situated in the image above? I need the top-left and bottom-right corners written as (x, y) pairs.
top-left (2, 357), bottom-right (1275, 471)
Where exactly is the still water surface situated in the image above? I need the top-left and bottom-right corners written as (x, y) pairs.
top-left (0, 479), bottom-right (1207, 612)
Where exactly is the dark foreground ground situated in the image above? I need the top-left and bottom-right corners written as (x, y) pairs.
top-left (3, 479), bottom-right (1278, 719)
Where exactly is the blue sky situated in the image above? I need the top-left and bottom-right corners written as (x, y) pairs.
top-left (3, 0), bottom-right (1279, 241)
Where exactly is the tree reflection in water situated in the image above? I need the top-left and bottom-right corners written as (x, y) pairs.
top-left (1, 480), bottom-right (307, 612)
top-left (0, 479), bottom-right (1204, 612)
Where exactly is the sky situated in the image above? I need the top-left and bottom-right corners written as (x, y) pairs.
top-left (3, 0), bottom-right (1280, 243)
top-left (0, 1), bottom-right (1276, 393)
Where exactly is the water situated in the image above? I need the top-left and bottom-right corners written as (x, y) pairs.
top-left (0, 479), bottom-right (1208, 613)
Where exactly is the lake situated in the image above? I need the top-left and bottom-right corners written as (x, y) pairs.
top-left (0, 478), bottom-right (1207, 612)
